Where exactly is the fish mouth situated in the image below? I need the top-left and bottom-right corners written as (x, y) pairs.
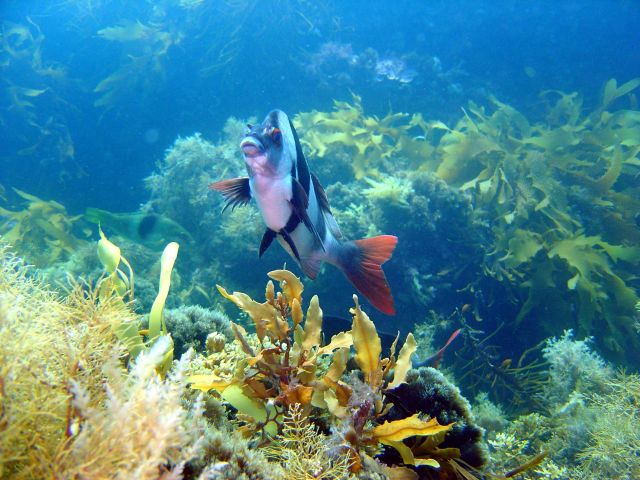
top-left (240, 136), bottom-right (264, 157)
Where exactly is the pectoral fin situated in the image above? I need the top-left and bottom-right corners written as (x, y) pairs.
top-left (209, 177), bottom-right (251, 212)
top-left (259, 228), bottom-right (276, 257)
top-left (291, 178), bottom-right (325, 251)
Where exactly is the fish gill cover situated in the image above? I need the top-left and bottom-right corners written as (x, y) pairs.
top-left (1, 1), bottom-right (640, 479)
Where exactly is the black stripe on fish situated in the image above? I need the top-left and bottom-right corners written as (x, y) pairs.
top-left (291, 178), bottom-right (325, 250)
top-left (289, 119), bottom-right (310, 194)
top-left (284, 118), bottom-right (326, 251)
top-left (311, 173), bottom-right (341, 239)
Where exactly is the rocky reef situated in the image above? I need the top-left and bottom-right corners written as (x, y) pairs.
top-left (1, 78), bottom-right (639, 479)
top-left (1, 243), bottom-right (494, 479)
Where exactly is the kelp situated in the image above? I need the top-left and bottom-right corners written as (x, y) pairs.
top-left (0, 188), bottom-right (88, 266)
top-left (94, 20), bottom-right (181, 109)
top-left (96, 229), bottom-right (178, 376)
top-left (291, 80), bottom-right (639, 362)
top-left (188, 270), bottom-right (471, 477)
top-left (429, 79), bottom-right (640, 361)
top-left (294, 93), bottom-right (436, 179)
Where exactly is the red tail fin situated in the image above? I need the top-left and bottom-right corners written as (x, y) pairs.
top-left (341, 235), bottom-right (397, 315)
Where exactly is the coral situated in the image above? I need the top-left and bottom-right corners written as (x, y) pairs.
top-left (164, 305), bottom-right (233, 357)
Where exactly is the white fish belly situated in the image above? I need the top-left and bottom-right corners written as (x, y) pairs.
top-left (251, 174), bottom-right (292, 231)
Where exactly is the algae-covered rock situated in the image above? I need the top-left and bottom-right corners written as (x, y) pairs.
top-left (164, 305), bottom-right (233, 357)
top-left (380, 367), bottom-right (488, 477)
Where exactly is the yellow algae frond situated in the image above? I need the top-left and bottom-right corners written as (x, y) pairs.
top-left (189, 271), bottom-right (441, 474)
top-left (0, 188), bottom-right (87, 266)
top-left (294, 93), bottom-right (435, 179)
top-left (351, 294), bottom-right (382, 386)
top-left (417, 78), bottom-right (640, 360)
top-left (97, 20), bottom-right (154, 42)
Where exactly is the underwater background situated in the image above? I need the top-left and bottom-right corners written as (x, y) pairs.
top-left (1, 1), bottom-right (640, 479)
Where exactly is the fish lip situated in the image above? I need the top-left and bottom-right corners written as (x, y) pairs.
top-left (240, 135), bottom-right (264, 157)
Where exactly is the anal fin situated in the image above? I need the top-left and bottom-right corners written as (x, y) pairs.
top-left (280, 228), bottom-right (301, 262)
top-left (259, 228), bottom-right (276, 257)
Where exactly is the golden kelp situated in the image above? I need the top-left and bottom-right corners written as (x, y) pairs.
top-left (0, 188), bottom-right (87, 266)
top-left (94, 20), bottom-right (181, 108)
top-left (294, 93), bottom-right (436, 179)
top-left (293, 79), bottom-right (639, 362)
top-left (429, 79), bottom-right (640, 361)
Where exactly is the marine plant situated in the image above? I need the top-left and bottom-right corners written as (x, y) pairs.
top-left (0, 188), bottom-right (88, 266)
top-left (188, 269), bottom-right (487, 478)
top-left (94, 19), bottom-right (183, 109)
top-left (427, 78), bottom-right (640, 362)
top-left (576, 371), bottom-right (640, 478)
top-left (95, 228), bottom-right (178, 375)
top-left (294, 93), bottom-right (435, 180)
top-left (0, 243), bottom-right (201, 479)
top-left (292, 79), bottom-right (640, 364)
top-left (263, 403), bottom-right (352, 480)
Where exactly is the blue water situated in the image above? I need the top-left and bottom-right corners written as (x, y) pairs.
top-left (2, 1), bottom-right (638, 211)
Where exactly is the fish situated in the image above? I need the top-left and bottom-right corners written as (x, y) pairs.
top-left (84, 207), bottom-right (194, 247)
top-left (210, 109), bottom-right (398, 315)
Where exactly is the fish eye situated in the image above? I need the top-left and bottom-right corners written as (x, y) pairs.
top-left (271, 127), bottom-right (282, 143)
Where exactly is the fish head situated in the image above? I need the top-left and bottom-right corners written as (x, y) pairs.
top-left (240, 110), bottom-right (296, 179)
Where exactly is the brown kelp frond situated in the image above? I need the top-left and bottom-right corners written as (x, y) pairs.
top-left (294, 93), bottom-right (436, 179)
top-left (188, 270), bottom-right (471, 477)
top-left (291, 79), bottom-right (640, 363)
